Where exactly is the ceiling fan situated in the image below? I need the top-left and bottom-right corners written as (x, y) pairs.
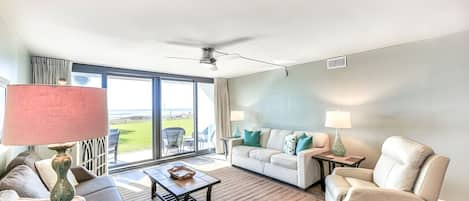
top-left (165, 37), bottom-right (289, 76)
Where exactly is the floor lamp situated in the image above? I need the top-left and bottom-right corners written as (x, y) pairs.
top-left (2, 85), bottom-right (107, 201)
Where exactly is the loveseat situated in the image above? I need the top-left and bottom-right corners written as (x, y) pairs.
top-left (229, 128), bottom-right (330, 189)
top-left (0, 151), bottom-right (123, 201)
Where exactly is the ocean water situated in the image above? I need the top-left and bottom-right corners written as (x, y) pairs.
top-left (109, 109), bottom-right (192, 119)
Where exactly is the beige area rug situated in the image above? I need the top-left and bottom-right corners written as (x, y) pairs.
top-left (117, 166), bottom-right (324, 201)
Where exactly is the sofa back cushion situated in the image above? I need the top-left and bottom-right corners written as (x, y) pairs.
top-left (266, 129), bottom-right (292, 151)
top-left (6, 151), bottom-right (41, 174)
top-left (0, 165), bottom-right (50, 198)
top-left (373, 136), bottom-right (434, 191)
top-left (251, 128), bottom-right (271, 147)
top-left (293, 131), bottom-right (329, 149)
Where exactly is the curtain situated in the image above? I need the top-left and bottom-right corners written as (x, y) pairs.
top-left (32, 56), bottom-right (71, 85)
top-left (32, 56), bottom-right (74, 162)
top-left (214, 78), bottom-right (231, 153)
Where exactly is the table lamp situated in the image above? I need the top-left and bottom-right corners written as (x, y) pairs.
top-left (2, 85), bottom-right (107, 201)
top-left (230, 111), bottom-right (245, 137)
top-left (325, 111), bottom-right (351, 157)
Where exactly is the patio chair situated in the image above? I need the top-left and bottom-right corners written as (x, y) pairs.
top-left (198, 125), bottom-right (215, 149)
top-left (162, 127), bottom-right (185, 155)
top-left (108, 128), bottom-right (120, 163)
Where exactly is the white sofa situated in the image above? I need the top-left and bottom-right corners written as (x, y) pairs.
top-left (228, 128), bottom-right (330, 189)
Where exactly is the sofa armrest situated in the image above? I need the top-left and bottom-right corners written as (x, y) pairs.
top-left (344, 188), bottom-right (424, 201)
top-left (297, 147), bottom-right (329, 188)
top-left (333, 167), bottom-right (374, 182)
top-left (18, 196), bottom-right (86, 201)
top-left (71, 166), bottom-right (97, 183)
top-left (227, 138), bottom-right (244, 163)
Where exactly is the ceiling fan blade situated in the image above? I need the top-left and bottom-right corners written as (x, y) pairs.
top-left (166, 56), bottom-right (200, 61)
top-left (214, 36), bottom-right (254, 48)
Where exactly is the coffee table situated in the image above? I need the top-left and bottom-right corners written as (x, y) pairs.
top-left (143, 164), bottom-right (221, 201)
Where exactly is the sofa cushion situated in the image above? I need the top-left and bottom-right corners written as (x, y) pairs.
top-left (271, 153), bottom-right (297, 170)
top-left (252, 128), bottom-right (271, 147)
top-left (6, 151), bottom-right (41, 174)
top-left (248, 149), bottom-right (281, 162)
top-left (0, 165), bottom-right (50, 198)
top-left (76, 176), bottom-right (116, 196)
top-left (373, 136), bottom-right (434, 191)
top-left (232, 145), bottom-right (261, 158)
top-left (266, 129), bottom-right (292, 151)
top-left (0, 190), bottom-right (19, 201)
top-left (81, 187), bottom-right (122, 201)
top-left (35, 158), bottom-right (79, 191)
top-left (326, 175), bottom-right (378, 201)
top-left (282, 134), bottom-right (297, 155)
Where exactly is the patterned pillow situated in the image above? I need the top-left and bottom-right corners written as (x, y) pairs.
top-left (283, 134), bottom-right (298, 155)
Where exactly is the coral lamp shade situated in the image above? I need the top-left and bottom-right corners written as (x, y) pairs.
top-left (2, 85), bottom-right (108, 145)
top-left (325, 111), bottom-right (352, 129)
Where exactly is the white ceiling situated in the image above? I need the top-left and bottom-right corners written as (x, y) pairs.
top-left (1, 0), bottom-right (468, 78)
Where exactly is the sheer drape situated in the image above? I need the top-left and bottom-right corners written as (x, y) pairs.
top-left (32, 56), bottom-right (71, 85)
top-left (214, 78), bottom-right (231, 153)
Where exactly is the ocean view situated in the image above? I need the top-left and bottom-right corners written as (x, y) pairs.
top-left (109, 109), bottom-right (192, 119)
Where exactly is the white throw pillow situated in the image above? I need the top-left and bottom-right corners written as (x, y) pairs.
top-left (35, 158), bottom-right (79, 191)
top-left (283, 134), bottom-right (297, 155)
top-left (266, 129), bottom-right (292, 151)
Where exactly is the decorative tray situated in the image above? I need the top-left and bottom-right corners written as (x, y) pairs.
top-left (167, 166), bottom-right (196, 180)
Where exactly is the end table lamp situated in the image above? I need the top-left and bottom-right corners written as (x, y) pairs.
top-left (2, 85), bottom-right (107, 201)
top-left (230, 111), bottom-right (245, 137)
top-left (325, 111), bottom-right (351, 157)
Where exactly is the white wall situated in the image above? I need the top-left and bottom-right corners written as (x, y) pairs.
top-left (229, 30), bottom-right (469, 201)
top-left (0, 17), bottom-right (32, 174)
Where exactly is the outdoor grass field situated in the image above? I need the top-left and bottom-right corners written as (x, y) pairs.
top-left (112, 118), bottom-right (194, 153)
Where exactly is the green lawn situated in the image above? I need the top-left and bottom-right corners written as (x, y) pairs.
top-left (112, 118), bottom-right (194, 153)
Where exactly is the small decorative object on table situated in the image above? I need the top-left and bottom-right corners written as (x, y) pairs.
top-left (168, 165), bottom-right (196, 180)
top-left (312, 151), bottom-right (365, 191)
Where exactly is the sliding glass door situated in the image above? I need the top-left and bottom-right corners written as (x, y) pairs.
top-left (160, 80), bottom-right (195, 157)
top-left (107, 76), bottom-right (154, 165)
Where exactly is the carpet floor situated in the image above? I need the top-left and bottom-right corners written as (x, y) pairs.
top-left (117, 166), bottom-right (324, 201)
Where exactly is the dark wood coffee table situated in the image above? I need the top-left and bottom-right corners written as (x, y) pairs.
top-left (143, 164), bottom-right (221, 201)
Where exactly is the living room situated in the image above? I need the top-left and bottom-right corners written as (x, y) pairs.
top-left (0, 1), bottom-right (468, 201)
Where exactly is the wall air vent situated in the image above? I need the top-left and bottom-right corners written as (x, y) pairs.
top-left (327, 56), bottom-right (347, 70)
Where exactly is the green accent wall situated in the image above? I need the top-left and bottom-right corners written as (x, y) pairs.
top-left (228, 31), bottom-right (469, 201)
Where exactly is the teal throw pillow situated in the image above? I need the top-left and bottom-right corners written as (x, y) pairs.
top-left (243, 130), bottom-right (261, 147)
top-left (296, 134), bottom-right (312, 154)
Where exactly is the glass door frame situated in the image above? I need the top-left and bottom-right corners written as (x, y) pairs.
top-left (72, 64), bottom-right (214, 171)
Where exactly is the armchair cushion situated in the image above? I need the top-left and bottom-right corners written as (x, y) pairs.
top-left (0, 165), bottom-right (50, 198)
top-left (75, 176), bottom-right (116, 197)
top-left (325, 175), bottom-right (378, 201)
top-left (344, 187), bottom-right (424, 201)
top-left (333, 167), bottom-right (373, 182)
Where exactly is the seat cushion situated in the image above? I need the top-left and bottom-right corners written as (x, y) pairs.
top-left (0, 165), bottom-right (50, 198)
top-left (326, 175), bottom-right (378, 201)
top-left (266, 129), bottom-right (292, 151)
top-left (248, 148), bottom-right (281, 162)
top-left (232, 145), bottom-right (261, 158)
top-left (76, 176), bottom-right (116, 196)
top-left (271, 153), bottom-right (297, 170)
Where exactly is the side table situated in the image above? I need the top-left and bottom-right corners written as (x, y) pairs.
top-left (220, 137), bottom-right (241, 159)
top-left (312, 152), bottom-right (365, 191)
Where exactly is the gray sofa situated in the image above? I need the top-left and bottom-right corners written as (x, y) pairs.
top-left (0, 151), bottom-right (123, 201)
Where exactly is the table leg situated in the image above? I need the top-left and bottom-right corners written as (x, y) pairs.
top-left (317, 160), bottom-right (325, 191)
top-left (207, 186), bottom-right (213, 201)
top-left (223, 140), bottom-right (228, 160)
top-left (151, 179), bottom-right (157, 199)
top-left (182, 194), bottom-right (189, 201)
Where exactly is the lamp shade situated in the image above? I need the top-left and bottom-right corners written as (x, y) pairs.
top-left (325, 111), bottom-right (351, 129)
top-left (230, 111), bottom-right (245, 121)
top-left (2, 85), bottom-right (108, 145)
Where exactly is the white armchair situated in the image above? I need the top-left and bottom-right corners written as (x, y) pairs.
top-left (325, 136), bottom-right (449, 201)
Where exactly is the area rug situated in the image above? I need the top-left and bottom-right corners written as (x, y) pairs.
top-left (118, 166), bottom-right (324, 201)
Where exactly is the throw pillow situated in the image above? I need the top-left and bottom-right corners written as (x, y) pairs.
top-left (283, 134), bottom-right (298, 155)
top-left (296, 134), bottom-right (313, 154)
top-left (0, 190), bottom-right (19, 201)
top-left (0, 165), bottom-right (50, 198)
top-left (35, 158), bottom-right (79, 191)
top-left (243, 130), bottom-right (261, 147)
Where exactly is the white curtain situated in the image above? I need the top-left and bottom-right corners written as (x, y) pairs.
top-left (32, 56), bottom-right (71, 85)
top-left (215, 78), bottom-right (231, 153)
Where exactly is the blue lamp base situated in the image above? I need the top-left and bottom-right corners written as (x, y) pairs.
top-left (232, 126), bottom-right (242, 137)
top-left (331, 129), bottom-right (346, 157)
